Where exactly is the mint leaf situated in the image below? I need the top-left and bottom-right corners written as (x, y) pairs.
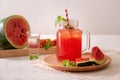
top-left (69, 61), bottom-right (76, 66)
top-left (57, 16), bottom-right (66, 22)
top-left (29, 55), bottom-right (33, 60)
top-left (62, 60), bottom-right (70, 67)
top-left (44, 43), bottom-right (51, 50)
top-left (55, 20), bottom-right (59, 26)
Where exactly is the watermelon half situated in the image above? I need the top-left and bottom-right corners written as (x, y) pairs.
top-left (0, 15), bottom-right (30, 49)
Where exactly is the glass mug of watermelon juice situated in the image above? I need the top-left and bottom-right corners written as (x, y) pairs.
top-left (27, 32), bottom-right (40, 60)
top-left (56, 19), bottom-right (90, 61)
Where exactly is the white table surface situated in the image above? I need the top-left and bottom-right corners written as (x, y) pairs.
top-left (0, 34), bottom-right (120, 80)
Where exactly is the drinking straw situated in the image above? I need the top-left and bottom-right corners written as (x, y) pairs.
top-left (65, 9), bottom-right (70, 29)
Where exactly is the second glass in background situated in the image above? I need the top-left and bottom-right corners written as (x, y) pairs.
top-left (27, 32), bottom-right (40, 60)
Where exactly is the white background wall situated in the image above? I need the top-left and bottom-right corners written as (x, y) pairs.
top-left (0, 0), bottom-right (120, 35)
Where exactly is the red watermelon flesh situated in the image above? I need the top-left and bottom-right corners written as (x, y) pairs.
top-left (76, 58), bottom-right (92, 66)
top-left (6, 18), bottom-right (28, 46)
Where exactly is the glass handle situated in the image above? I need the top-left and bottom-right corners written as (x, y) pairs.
top-left (82, 30), bottom-right (90, 52)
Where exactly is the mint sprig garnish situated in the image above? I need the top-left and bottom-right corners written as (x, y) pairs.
top-left (55, 15), bottom-right (74, 29)
top-left (29, 55), bottom-right (39, 60)
top-left (62, 60), bottom-right (76, 67)
top-left (43, 39), bottom-right (52, 50)
top-left (55, 16), bottom-right (66, 26)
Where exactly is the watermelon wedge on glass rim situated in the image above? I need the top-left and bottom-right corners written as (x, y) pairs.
top-left (0, 15), bottom-right (30, 49)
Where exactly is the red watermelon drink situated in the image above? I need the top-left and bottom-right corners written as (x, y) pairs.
top-left (56, 19), bottom-right (90, 62)
top-left (56, 10), bottom-right (90, 62)
top-left (56, 10), bottom-right (82, 61)
top-left (56, 27), bottom-right (82, 61)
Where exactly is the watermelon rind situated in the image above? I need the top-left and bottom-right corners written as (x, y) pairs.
top-left (91, 56), bottom-right (106, 65)
top-left (76, 61), bottom-right (93, 67)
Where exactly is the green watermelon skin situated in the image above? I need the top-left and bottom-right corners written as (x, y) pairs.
top-left (0, 18), bottom-right (14, 49)
top-left (0, 15), bottom-right (30, 49)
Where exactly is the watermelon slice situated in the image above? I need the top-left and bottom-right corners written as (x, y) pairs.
top-left (91, 46), bottom-right (106, 65)
top-left (0, 15), bottom-right (30, 49)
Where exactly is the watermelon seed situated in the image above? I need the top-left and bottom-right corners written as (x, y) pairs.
top-left (20, 35), bottom-right (23, 38)
top-left (16, 22), bottom-right (21, 28)
top-left (18, 25), bottom-right (21, 28)
top-left (13, 30), bottom-right (15, 32)
top-left (13, 23), bottom-right (17, 28)
top-left (21, 29), bottom-right (25, 33)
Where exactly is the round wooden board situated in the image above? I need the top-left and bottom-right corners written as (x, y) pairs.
top-left (44, 52), bottom-right (112, 72)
